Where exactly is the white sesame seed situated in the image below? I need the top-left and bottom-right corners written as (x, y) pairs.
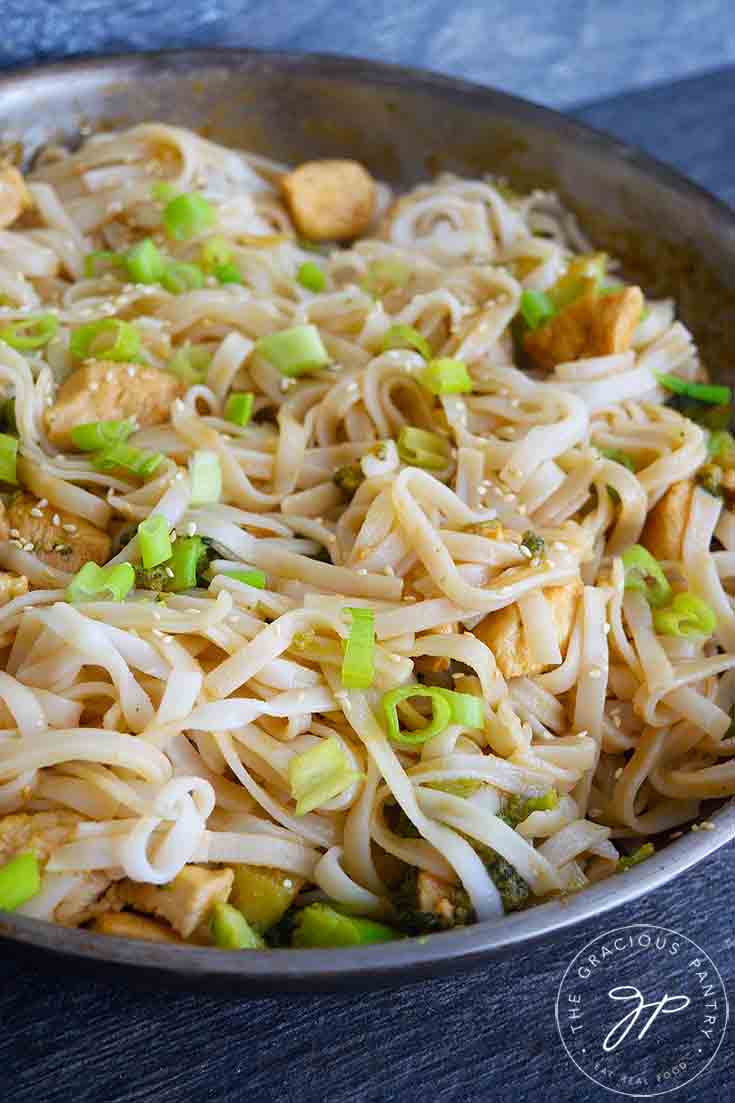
top-left (38, 499), bottom-right (48, 509)
top-left (152, 610), bottom-right (162, 621)
top-left (52, 514), bottom-right (60, 527)
top-left (62, 523), bottom-right (77, 534)
top-left (576, 729), bottom-right (589, 738)
top-left (383, 564), bottom-right (395, 576)
top-left (612, 713), bottom-right (622, 728)
top-left (604, 622), bottom-right (611, 634)
top-left (700, 820), bottom-right (715, 831)
top-left (164, 567), bottom-right (174, 578)
top-left (519, 545), bottom-right (532, 559)
top-left (105, 369), bottom-right (115, 382)
top-left (30, 507), bottom-right (43, 518)
top-left (8, 528), bottom-right (18, 538)
top-left (614, 767), bottom-right (623, 779)
top-left (127, 366), bottom-right (137, 377)
top-left (23, 542), bottom-right (34, 552)
top-left (186, 522), bottom-right (196, 536)
top-left (152, 628), bottom-right (165, 638)
top-left (588, 667), bottom-right (602, 679)
top-left (89, 381), bottom-right (99, 391)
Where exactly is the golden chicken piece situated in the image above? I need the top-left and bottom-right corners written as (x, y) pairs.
top-left (112, 865), bottom-right (234, 938)
top-left (472, 580), bottom-right (581, 680)
top-left (44, 360), bottom-right (183, 451)
top-left (54, 872), bottom-right (117, 928)
top-left (0, 570), bottom-right (27, 605)
top-left (524, 286), bottom-right (644, 371)
top-left (413, 621), bottom-right (458, 676)
top-left (93, 912), bottom-right (183, 944)
top-left (0, 166), bottom-right (32, 230)
top-left (640, 479), bottom-right (694, 561)
top-left (281, 159), bottom-right (376, 241)
top-left (416, 871), bottom-right (466, 925)
top-left (0, 811), bottom-right (81, 866)
top-left (6, 492), bottom-right (111, 574)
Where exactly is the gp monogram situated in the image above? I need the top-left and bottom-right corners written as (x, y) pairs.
top-left (555, 924), bottom-right (728, 1097)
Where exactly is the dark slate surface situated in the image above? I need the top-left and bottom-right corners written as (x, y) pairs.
top-left (1, 15), bottom-right (735, 1102)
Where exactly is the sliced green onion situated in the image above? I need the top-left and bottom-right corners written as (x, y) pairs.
top-left (397, 426), bottom-right (451, 470)
top-left (599, 447), bottom-right (636, 472)
top-left (547, 253), bottom-right (607, 311)
top-left (419, 358), bottom-right (472, 395)
top-left (382, 324), bottom-right (431, 359)
top-left (224, 392), bottom-right (254, 427)
top-left (71, 419), bottom-right (135, 452)
top-left (292, 903), bottom-right (400, 948)
top-left (255, 324), bottom-right (330, 377)
top-left (214, 263), bottom-right (242, 285)
top-left (201, 237), bottom-right (232, 271)
top-left (84, 251), bottom-right (125, 278)
top-left (67, 561), bottom-right (135, 603)
top-left (163, 192), bottom-right (216, 241)
top-left (224, 568), bottom-right (266, 589)
top-left (297, 261), bottom-right (327, 293)
top-left (341, 606), bottom-right (375, 689)
top-left (126, 238), bottom-right (166, 284)
top-left (656, 372), bottom-right (731, 407)
top-left (0, 852), bottom-right (41, 911)
top-left (621, 545), bottom-right (672, 608)
top-left (0, 433), bottom-right (18, 484)
top-left (189, 449), bottom-right (222, 505)
top-left (653, 592), bottom-right (717, 638)
top-left (707, 430), bottom-right (735, 463)
top-left (210, 901), bottom-right (264, 949)
top-left (382, 685), bottom-right (484, 746)
top-left (152, 181), bottom-right (178, 203)
top-left (138, 514), bottom-right (172, 569)
top-left (167, 343), bottom-right (212, 383)
top-left (519, 289), bottom-right (555, 330)
top-left (617, 842), bottom-right (654, 872)
top-left (160, 261), bottom-right (205, 294)
top-left (70, 318), bottom-right (141, 362)
top-left (93, 442), bottom-right (163, 479)
top-left (168, 535), bottom-right (205, 591)
top-left (288, 736), bottom-right (361, 816)
top-left (0, 313), bottom-right (59, 350)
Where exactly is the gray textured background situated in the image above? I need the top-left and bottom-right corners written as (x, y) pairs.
top-left (1, 4), bottom-right (735, 1102)
top-left (3, 0), bottom-right (735, 109)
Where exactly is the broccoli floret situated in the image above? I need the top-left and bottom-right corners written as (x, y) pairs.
top-left (521, 530), bottom-right (545, 560)
top-left (333, 462), bottom-right (364, 500)
top-left (471, 840), bottom-right (530, 913)
top-left (500, 789), bottom-right (558, 829)
top-left (617, 842), bottom-right (654, 872)
top-left (134, 564), bottom-right (170, 592)
top-left (391, 867), bottom-right (474, 934)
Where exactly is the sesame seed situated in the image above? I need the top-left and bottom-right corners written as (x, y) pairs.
top-left (357, 568), bottom-right (368, 575)
top-left (8, 529), bottom-right (18, 538)
top-left (38, 499), bottom-right (48, 509)
top-left (52, 514), bottom-right (60, 527)
top-left (105, 370), bottom-right (115, 382)
top-left (383, 564), bottom-right (395, 576)
top-left (588, 667), bottom-right (602, 679)
top-left (186, 522), bottom-right (196, 537)
top-left (152, 610), bottom-right (162, 621)
top-left (700, 820), bottom-right (715, 831)
top-left (152, 628), bottom-right (166, 638)
top-left (127, 366), bottom-right (137, 377)
top-left (691, 823), bottom-right (700, 832)
top-left (614, 767), bottom-right (623, 779)
top-left (62, 523), bottom-right (77, 534)
top-left (604, 623), bottom-right (611, 634)
top-left (89, 382), bottom-right (99, 391)
top-left (612, 714), bottom-right (622, 728)
top-left (30, 507), bottom-right (43, 518)
top-left (23, 542), bottom-right (34, 552)
top-left (576, 729), bottom-right (589, 738)
top-left (164, 567), bottom-right (174, 578)
top-left (519, 545), bottom-right (532, 559)
top-left (552, 541), bottom-right (568, 551)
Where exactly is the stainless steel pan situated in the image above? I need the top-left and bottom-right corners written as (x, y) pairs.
top-left (0, 49), bottom-right (733, 991)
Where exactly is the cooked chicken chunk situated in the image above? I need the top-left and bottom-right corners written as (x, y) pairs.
top-left (640, 479), bottom-right (694, 561)
top-left (524, 287), bottom-right (644, 371)
top-left (281, 159), bottom-right (376, 241)
top-left (417, 871), bottom-right (464, 925)
top-left (413, 621), bottom-right (458, 675)
top-left (0, 811), bottom-right (81, 866)
top-left (54, 871), bottom-right (116, 927)
top-left (472, 580), bottom-right (581, 679)
top-left (7, 492), bottom-right (111, 574)
top-left (45, 360), bottom-right (182, 451)
top-left (113, 865), bottom-right (234, 938)
top-left (93, 912), bottom-right (182, 943)
top-left (0, 166), bottom-right (32, 230)
top-left (0, 570), bottom-right (27, 605)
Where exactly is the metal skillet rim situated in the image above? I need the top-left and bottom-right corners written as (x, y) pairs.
top-left (0, 47), bottom-right (733, 990)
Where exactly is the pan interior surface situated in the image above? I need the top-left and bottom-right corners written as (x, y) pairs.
top-left (0, 48), bottom-right (733, 990)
